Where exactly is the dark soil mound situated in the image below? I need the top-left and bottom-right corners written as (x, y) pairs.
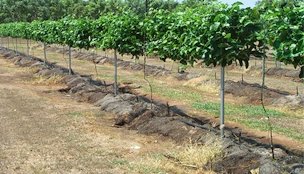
top-left (44, 44), bottom-right (172, 77)
top-left (247, 66), bottom-right (303, 82)
top-left (175, 72), bottom-right (202, 81)
top-left (273, 94), bottom-right (304, 108)
top-left (267, 67), bottom-right (300, 78)
top-left (42, 44), bottom-right (206, 79)
top-left (212, 151), bottom-right (261, 173)
top-left (225, 80), bottom-right (290, 104)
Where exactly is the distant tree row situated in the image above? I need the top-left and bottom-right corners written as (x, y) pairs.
top-left (0, 0), bottom-right (219, 23)
top-left (255, 0), bottom-right (302, 11)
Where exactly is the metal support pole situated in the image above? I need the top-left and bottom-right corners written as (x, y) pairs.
top-left (15, 38), bottom-right (18, 54)
top-left (8, 37), bottom-right (10, 49)
top-left (69, 46), bottom-right (72, 75)
top-left (220, 66), bottom-right (225, 138)
top-left (27, 39), bottom-right (29, 56)
top-left (114, 49), bottom-right (118, 96)
top-left (43, 42), bottom-right (47, 64)
top-left (241, 74), bottom-right (244, 83)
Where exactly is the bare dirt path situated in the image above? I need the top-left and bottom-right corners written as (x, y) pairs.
top-left (0, 58), bottom-right (179, 174)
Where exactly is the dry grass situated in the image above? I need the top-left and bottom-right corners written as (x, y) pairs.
top-left (168, 139), bottom-right (222, 169)
top-left (182, 76), bottom-right (219, 94)
top-left (250, 168), bottom-right (260, 174)
top-left (129, 139), bottom-right (222, 174)
top-left (31, 74), bottom-right (64, 86)
top-left (24, 67), bottom-right (40, 74)
top-left (0, 58), bottom-right (36, 74)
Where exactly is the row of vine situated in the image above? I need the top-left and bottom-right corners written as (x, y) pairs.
top-left (0, 2), bottom-right (302, 71)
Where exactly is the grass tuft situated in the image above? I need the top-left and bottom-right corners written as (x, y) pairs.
top-left (128, 140), bottom-right (221, 174)
top-left (168, 139), bottom-right (222, 169)
top-left (31, 75), bottom-right (64, 85)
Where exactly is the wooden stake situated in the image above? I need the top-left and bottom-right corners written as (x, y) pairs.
top-left (241, 74), bottom-right (244, 83)
top-left (166, 102), bottom-right (170, 116)
top-left (296, 86), bottom-right (299, 96)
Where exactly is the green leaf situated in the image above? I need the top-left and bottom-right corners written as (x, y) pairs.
top-left (224, 33), bottom-right (231, 39)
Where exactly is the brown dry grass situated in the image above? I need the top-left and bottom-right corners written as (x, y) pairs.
top-left (31, 74), bottom-right (64, 86)
top-left (169, 139), bottom-right (222, 168)
top-left (182, 76), bottom-right (219, 94)
top-left (128, 139), bottom-right (222, 174)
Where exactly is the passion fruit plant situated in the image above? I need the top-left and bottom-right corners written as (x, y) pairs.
top-left (99, 11), bottom-right (144, 95)
top-left (143, 3), bottom-right (265, 137)
top-left (0, 1), bottom-right (301, 138)
top-left (271, 3), bottom-right (304, 78)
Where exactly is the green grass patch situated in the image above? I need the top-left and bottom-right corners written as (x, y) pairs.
top-left (192, 102), bottom-right (285, 118)
top-left (111, 159), bottom-right (130, 166)
top-left (192, 102), bottom-right (303, 141)
top-left (142, 83), bottom-right (202, 102)
top-left (131, 163), bottom-right (165, 174)
top-left (239, 119), bottom-right (304, 142)
top-left (96, 73), bottom-right (113, 80)
top-left (68, 111), bottom-right (83, 118)
top-left (272, 125), bottom-right (304, 142)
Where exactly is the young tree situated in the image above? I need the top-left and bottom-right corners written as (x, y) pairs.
top-left (100, 12), bottom-right (144, 96)
top-left (270, 2), bottom-right (304, 77)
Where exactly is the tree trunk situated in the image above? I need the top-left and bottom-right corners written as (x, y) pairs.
top-left (144, 55), bottom-right (153, 109)
top-left (261, 55), bottom-right (275, 160)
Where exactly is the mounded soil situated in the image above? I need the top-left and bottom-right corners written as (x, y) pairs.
top-left (225, 80), bottom-right (290, 105)
top-left (44, 44), bottom-right (304, 107)
top-left (267, 67), bottom-right (300, 79)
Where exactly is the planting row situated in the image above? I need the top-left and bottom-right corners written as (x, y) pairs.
top-left (44, 43), bottom-right (304, 107)
top-left (0, 47), bottom-right (304, 174)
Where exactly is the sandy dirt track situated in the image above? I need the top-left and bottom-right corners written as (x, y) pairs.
top-left (0, 58), bottom-right (175, 174)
